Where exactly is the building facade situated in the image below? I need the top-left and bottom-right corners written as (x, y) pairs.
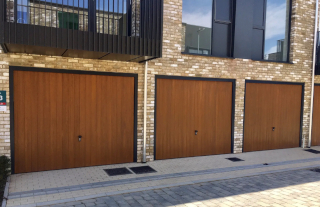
top-left (0, 0), bottom-right (319, 174)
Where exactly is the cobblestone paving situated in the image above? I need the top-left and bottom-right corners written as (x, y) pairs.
top-left (46, 168), bottom-right (320, 207)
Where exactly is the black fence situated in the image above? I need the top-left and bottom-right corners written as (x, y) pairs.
top-left (0, 0), bottom-right (163, 60)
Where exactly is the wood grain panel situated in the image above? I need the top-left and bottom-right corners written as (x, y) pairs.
top-left (14, 70), bottom-right (135, 173)
top-left (312, 85), bottom-right (320, 146)
top-left (195, 81), bottom-right (233, 155)
top-left (244, 83), bottom-right (276, 152)
top-left (156, 78), bottom-right (233, 160)
top-left (80, 75), bottom-right (135, 165)
top-left (274, 84), bottom-right (301, 149)
top-left (156, 79), bottom-right (195, 159)
top-left (244, 83), bottom-right (301, 152)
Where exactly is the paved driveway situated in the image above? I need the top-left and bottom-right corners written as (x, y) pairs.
top-left (5, 147), bottom-right (320, 207)
top-left (47, 168), bottom-right (320, 207)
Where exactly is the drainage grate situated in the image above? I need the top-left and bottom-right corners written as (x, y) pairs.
top-left (130, 166), bottom-right (157, 174)
top-left (310, 168), bottom-right (320, 173)
top-left (304, 149), bottom-right (320, 154)
top-left (104, 168), bottom-right (133, 176)
top-left (226, 157), bottom-right (244, 162)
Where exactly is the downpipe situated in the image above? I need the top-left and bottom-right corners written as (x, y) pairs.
top-left (142, 61), bottom-right (148, 163)
top-left (308, 0), bottom-right (319, 148)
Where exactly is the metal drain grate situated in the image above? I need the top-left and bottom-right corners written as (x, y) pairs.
top-left (226, 157), bottom-right (244, 162)
top-left (130, 166), bottom-right (157, 174)
top-left (104, 168), bottom-right (133, 176)
top-left (304, 149), bottom-right (320, 154)
top-left (310, 168), bottom-right (320, 173)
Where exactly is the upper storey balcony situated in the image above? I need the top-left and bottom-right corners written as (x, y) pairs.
top-left (0, 0), bottom-right (163, 62)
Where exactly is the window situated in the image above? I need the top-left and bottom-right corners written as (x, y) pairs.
top-left (263, 0), bottom-right (290, 62)
top-left (182, 0), bottom-right (212, 55)
top-left (181, 0), bottom-right (291, 62)
top-left (58, 12), bottom-right (79, 30)
top-left (17, 0), bottom-right (29, 24)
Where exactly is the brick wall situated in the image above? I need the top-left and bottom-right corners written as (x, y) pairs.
top-left (0, 0), bottom-right (318, 160)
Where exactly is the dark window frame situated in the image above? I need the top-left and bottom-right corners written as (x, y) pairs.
top-left (181, 0), bottom-right (293, 64)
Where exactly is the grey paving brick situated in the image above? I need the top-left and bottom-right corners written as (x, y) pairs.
top-left (35, 167), bottom-right (320, 207)
top-left (84, 203), bottom-right (96, 207)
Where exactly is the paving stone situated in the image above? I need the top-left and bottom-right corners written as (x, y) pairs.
top-left (42, 168), bottom-right (320, 207)
top-left (84, 203), bottom-right (96, 207)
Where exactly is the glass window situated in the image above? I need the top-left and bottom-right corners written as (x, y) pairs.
top-left (17, 0), bottom-right (29, 24)
top-left (182, 0), bottom-right (212, 55)
top-left (264, 0), bottom-right (290, 62)
top-left (58, 12), bottom-right (79, 30)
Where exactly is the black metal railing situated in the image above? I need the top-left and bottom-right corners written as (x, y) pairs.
top-left (7, 0), bottom-right (136, 36)
top-left (0, 0), bottom-right (162, 60)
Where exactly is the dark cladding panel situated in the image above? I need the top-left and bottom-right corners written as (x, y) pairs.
top-left (233, 0), bottom-right (254, 59)
top-left (212, 0), bottom-right (233, 57)
top-left (212, 23), bottom-right (231, 57)
top-left (215, 0), bottom-right (231, 21)
top-left (253, 0), bottom-right (265, 27)
top-left (0, 22), bottom-right (4, 45)
top-left (251, 0), bottom-right (266, 60)
top-left (0, 0), bottom-right (4, 22)
top-left (251, 29), bottom-right (264, 60)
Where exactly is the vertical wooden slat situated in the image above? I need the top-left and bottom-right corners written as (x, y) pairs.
top-left (79, 74), bottom-right (87, 167)
top-left (49, 72), bottom-right (58, 170)
top-left (101, 75), bottom-right (111, 164)
top-left (29, 72), bottom-right (38, 172)
top-left (56, 73), bottom-right (63, 169)
top-left (73, 74), bottom-right (81, 168)
top-left (14, 71), bottom-right (26, 173)
top-left (62, 74), bottom-right (73, 168)
top-left (87, 75), bottom-right (97, 166)
top-left (312, 85), bottom-right (320, 146)
top-left (36, 72), bottom-right (45, 172)
top-left (95, 75), bottom-right (102, 165)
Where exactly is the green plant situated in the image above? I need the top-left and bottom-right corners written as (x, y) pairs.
top-left (0, 155), bottom-right (10, 190)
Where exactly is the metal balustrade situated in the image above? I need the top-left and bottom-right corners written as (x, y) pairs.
top-left (0, 0), bottom-right (163, 62)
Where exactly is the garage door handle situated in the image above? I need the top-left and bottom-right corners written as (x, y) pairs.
top-left (78, 135), bottom-right (82, 142)
top-left (272, 127), bottom-right (275, 131)
top-left (195, 130), bottom-right (198, 135)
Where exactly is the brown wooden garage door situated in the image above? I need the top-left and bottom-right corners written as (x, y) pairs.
top-left (244, 82), bottom-right (303, 152)
top-left (155, 78), bottom-right (233, 160)
top-left (13, 69), bottom-right (135, 173)
top-left (312, 85), bottom-right (320, 146)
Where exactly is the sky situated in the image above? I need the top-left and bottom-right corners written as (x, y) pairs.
top-left (182, 0), bottom-right (289, 56)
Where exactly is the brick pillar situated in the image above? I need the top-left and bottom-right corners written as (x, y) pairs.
top-left (0, 53), bottom-right (10, 157)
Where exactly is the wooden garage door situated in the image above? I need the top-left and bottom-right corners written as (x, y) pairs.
top-left (156, 78), bottom-right (233, 160)
top-left (244, 82), bottom-right (302, 152)
top-left (13, 70), bottom-right (135, 173)
top-left (312, 85), bottom-right (320, 146)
